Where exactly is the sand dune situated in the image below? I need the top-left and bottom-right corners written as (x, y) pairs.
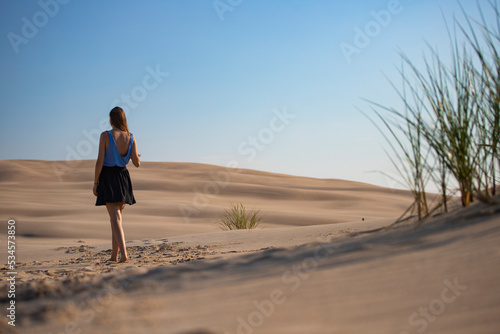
top-left (1, 159), bottom-right (498, 333)
top-left (0, 160), bottom-right (414, 242)
top-left (1, 195), bottom-right (499, 333)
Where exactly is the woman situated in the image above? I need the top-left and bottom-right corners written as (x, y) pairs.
top-left (93, 107), bottom-right (140, 263)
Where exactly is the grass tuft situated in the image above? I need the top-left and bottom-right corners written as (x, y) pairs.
top-left (217, 203), bottom-right (264, 230)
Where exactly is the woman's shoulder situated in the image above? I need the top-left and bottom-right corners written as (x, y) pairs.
top-left (100, 131), bottom-right (111, 141)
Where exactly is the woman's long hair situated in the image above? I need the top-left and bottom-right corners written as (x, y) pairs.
top-left (109, 107), bottom-right (130, 134)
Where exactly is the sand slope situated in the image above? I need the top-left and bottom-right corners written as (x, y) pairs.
top-left (0, 159), bottom-right (414, 243)
top-left (3, 160), bottom-right (499, 333)
top-left (1, 195), bottom-right (499, 333)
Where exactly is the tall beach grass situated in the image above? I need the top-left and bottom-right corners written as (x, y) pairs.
top-left (364, 1), bottom-right (500, 221)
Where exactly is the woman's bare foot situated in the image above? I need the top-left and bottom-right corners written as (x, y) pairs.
top-left (119, 256), bottom-right (128, 263)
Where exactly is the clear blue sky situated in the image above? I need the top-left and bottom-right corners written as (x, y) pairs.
top-left (0, 0), bottom-right (494, 188)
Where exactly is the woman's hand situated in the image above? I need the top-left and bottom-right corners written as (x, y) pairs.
top-left (93, 184), bottom-right (98, 196)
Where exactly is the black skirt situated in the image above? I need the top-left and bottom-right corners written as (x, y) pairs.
top-left (95, 166), bottom-right (136, 206)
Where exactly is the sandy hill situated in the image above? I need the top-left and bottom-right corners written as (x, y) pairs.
top-left (0, 159), bottom-right (414, 240)
top-left (1, 160), bottom-right (499, 333)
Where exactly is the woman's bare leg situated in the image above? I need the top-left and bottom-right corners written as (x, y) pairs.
top-left (109, 229), bottom-right (119, 262)
top-left (109, 204), bottom-right (125, 261)
top-left (106, 202), bottom-right (128, 263)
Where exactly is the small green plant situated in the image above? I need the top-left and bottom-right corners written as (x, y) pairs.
top-left (217, 203), bottom-right (264, 230)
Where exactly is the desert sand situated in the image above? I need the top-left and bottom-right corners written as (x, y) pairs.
top-left (0, 160), bottom-right (499, 333)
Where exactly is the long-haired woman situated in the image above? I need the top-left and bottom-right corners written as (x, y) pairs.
top-left (93, 106), bottom-right (140, 263)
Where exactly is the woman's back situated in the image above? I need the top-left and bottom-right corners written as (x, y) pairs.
top-left (109, 129), bottom-right (131, 155)
top-left (103, 130), bottom-right (134, 168)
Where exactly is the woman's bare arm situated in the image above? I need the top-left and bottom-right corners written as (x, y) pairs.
top-left (131, 135), bottom-right (140, 168)
top-left (93, 132), bottom-right (107, 196)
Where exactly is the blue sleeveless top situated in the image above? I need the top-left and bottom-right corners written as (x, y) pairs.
top-left (103, 131), bottom-right (134, 167)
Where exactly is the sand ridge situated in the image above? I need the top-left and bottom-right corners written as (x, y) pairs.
top-left (1, 160), bottom-right (498, 333)
top-left (0, 159), bottom-right (414, 242)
